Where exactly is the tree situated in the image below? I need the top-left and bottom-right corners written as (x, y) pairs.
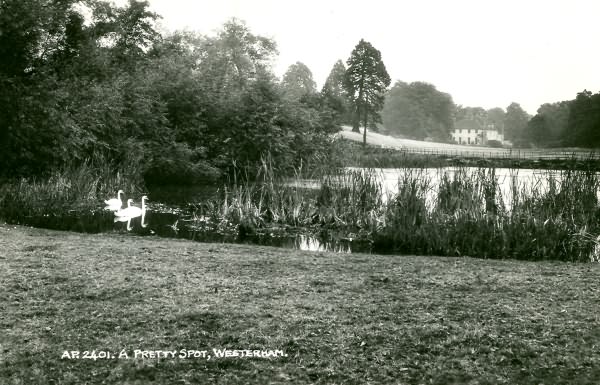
top-left (0, 0), bottom-right (96, 175)
top-left (321, 60), bottom-right (352, 123)
top-left (197, 18), bottom-right (277, 93)
top-left (0, 0), bottom-right (165, 177)
top-left (455, 106), bottom-right (487, 126)
top-left (322, 60), bottom-right (346, 97)
top-left (344, 39), bottom-right (390, 145)
top-left (537, 102), bottom-right (570, 141)
top-left (486, 107), bottom-right (505, 131)
top-left (522, 101), bottom-right (570, 147)
top-left (0, 4), bottom-right (340, 183)
top-left (381, 81), bottom-right (455, 141)
top-left (563, 90), bottom-right (600, 147)
top-left (524, 115), bottom-right (548, 146)
top-left (504, 102), bottom-right (530, 144)
top-left (280, 61), bottom-right (316, 101)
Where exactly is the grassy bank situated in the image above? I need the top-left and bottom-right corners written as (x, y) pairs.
top-left (2, 224), bottom-right (600, 384)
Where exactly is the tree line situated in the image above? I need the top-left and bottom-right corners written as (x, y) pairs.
top-left (2, 0), bottom-right (599, 188)
top-left (523, 91), bottom-right (600, 148)
top-left (0, 0), bottom-right (355, 183)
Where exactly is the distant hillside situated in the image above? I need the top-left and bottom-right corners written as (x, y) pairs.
top-left (339, 125), bottom-right (508, 152)
top-left (338, 126), bottom-right (599, 159)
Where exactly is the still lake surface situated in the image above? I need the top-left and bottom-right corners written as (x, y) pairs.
top-left (16, 167), bottom-right (594, 253)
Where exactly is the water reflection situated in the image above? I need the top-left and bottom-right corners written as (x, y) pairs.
top-left (294, 234), bottom-right (352, 253)
top-left (113, 215), bottom-right (134, 231)
top-left (59, 203), bottom-right (357, 253)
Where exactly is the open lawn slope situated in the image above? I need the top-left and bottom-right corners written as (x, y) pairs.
top-left (339, 126), bottom-right (600, 160)
top-left (2, 224), bottom-right (600, 384)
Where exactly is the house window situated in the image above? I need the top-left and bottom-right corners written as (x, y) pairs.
top-left (468, 129), bottom-right (470, 133)
top-left (468, 137), bottom-right (471, 144)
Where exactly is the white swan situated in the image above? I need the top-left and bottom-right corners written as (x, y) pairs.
top-left (115, 196), bottom-right (147, 218)
top-left (104, 190), bottom-right (124, 211)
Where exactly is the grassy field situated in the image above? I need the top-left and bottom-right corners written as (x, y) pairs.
top-left (339, 126), bottom-right (600, 160)
top-left (2, 224), bottom-right (600, 384)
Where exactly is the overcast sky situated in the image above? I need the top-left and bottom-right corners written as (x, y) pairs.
top-left (138, 0), bottom-right (599, 115)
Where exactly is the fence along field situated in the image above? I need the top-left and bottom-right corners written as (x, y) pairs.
top-left (339, 126), bottom-right (600, 160)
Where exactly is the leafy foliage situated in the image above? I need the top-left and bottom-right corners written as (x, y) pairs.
top-left (381, 81), bottom-right (455, 141)
top-left (562, 90), bottom-right (600, 147)
top-left (280, 61), bottom-right (317, 101)
top-left (321, 60), bottom-right (353, 124)
top-left (0, 3), bottom-right (337, 184)
top-left (504, 102), bottom-right (530, 143)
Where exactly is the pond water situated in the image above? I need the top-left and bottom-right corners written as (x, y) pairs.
top-left (12, 167), bottom-right (597, 254)
top-left (17, 195), bottom-right (359, 253)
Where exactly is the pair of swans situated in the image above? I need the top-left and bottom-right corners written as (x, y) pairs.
top-left (105, 190), bottom-right (149, 231)
top-left (114, 196), bottom-right (149, 231)
top-left (114, 196), bottom-right (148, 218)
top-left (105, 190), bottom-right (148, 216)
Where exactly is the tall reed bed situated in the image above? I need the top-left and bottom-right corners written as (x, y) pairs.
top-left (187, 160), bottom-right (385, 237)
top-left (189, 162), bottom-right (600, 261)
top-left (187, 159), bottom-right (316, 235)
top-left (374, 167), bottom-right (600, 261)
top-left (0, 160), bottom-right (144, 222)
top-left (5, 154), bottom-right (600, 262)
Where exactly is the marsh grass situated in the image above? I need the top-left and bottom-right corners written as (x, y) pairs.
top-left (186, 161), bottom-right (385, 240)
top-left (0, 160), bottom-right (144, 222)
top-left (374, 167), bottom-right (600, 261)
top-left (187, 161), bottom-right (600, 261)
top-left (3, 155), bottom-right (600, 262)
top-left (315, 168), bottom-right (384, 232)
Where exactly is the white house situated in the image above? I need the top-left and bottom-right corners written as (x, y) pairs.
top-left (452, 120), bottom-right (504, 146)
top-left (452, 119), bottom-right (480, 145)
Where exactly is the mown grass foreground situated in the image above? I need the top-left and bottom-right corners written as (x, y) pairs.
top-left (2, 225), bottom-right (600, 384)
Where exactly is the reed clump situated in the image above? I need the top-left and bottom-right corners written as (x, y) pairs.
top-left (0, 160), bottom-right (144, 223)
top-left (4, 154), bottom-right (600, 262)
top-left (186, 160), bottom-right (384, 238)
top-left (187, 162), bottom-right (600, 261)
top-left (373, 167), bottom-right (600, 261)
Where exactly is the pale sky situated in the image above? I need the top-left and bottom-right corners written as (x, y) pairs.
top-left (138, 0), bottom-right (599, 115)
